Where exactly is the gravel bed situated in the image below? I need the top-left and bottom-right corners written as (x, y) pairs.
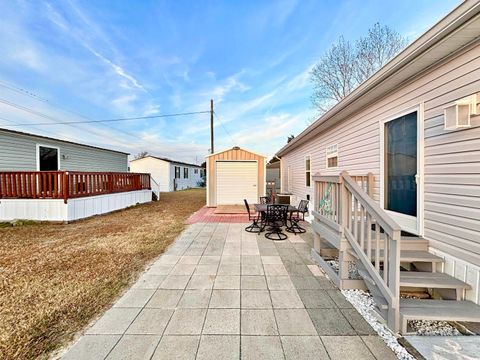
top-left (342, 289), bottom-right (415, 360)
top-left (409, 320), bottom-right (461, 336)
top-left (326, 258), bottom-right (362, 279)
top-left (342, 289), bottom-right (467, 360)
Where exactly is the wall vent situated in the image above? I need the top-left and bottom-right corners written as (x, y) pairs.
top-left (444, 94), bottom-right (478, 130)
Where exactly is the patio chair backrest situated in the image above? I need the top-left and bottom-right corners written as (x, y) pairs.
top-left (266, 204), bottom-right (288, 224)
top-left (298, 200), bottom-right (309, 213)
top-left (260, 196), bottom-right (270, 204)
top-left (244, 199), bottom-right (252, 220)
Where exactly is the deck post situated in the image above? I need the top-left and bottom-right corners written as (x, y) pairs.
top-left (63, 172), bottom-right (69, 204)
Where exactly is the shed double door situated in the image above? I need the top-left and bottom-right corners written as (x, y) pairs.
top-left (216, 161), bottom-right (257, 205)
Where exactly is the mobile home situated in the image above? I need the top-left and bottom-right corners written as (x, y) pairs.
top-left (130, 155), bottom-right (204, 192)
top-left (276, 1), bottom-right (480, 333)
top-left (0, 128), bottom-right (151, 222)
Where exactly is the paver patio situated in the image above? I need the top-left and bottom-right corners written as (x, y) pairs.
top-left (62, 223), bottom-right (397, 360)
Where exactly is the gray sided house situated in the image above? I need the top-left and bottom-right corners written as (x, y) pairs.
top-left (276, 1), bottom-right (480, 333)
top-left (0, 128), bottom-right (151, 222)
top-left (0, 128), bottom-right (128, 172)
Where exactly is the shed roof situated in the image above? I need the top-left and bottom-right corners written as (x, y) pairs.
top-left (205, 146), bottom-right (266, 158)
top-left (276, 1), bottom-right (480, 157)
top-left (0, 127), bottom-right (129, 155)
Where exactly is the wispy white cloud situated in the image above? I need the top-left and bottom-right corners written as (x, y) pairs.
top-left (45, 3), bottom-right (147, 93)
top-left (286, 64), bottom-right (315, 91)
top-left (208, 71), bottom-right (250, 103)
top-left (84, 45), bottom-right (147, 92)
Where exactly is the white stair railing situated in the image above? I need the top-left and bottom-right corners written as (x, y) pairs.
top-left (340, 171), bottom-right (401, 331)
top-left (150, 177), bottom-right (160, 201)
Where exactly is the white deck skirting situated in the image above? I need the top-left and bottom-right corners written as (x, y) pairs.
top-left (430, 247), bottom-right (480, 305)
top-left (0, 190), bottom-right (152, 222)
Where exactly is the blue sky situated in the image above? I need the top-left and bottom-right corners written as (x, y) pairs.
top-left (0, 0), bottom-right (459, 163)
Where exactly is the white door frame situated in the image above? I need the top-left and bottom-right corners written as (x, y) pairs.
top-left (379, 103), bottom-right (424, 236)
top-left (36, 143), bottom-right (61, 171)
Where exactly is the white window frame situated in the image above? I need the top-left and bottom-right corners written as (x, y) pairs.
top-left (174, 166), bottom-right (181, 179)
top-left (194, 168), bottom-right (199, 174)
top-left (325, 144), bottom-right (338, 169)
top-left (305, 155), bottom-right (311, 187)
top-left (184, 167), bottom-right (189, 179)
top-left (36, 143), bottom-right (61, 171)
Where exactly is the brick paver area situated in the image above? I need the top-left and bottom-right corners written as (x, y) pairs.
top-left (187, 206), bottom-right (250, 224)
top-left (62, 223), bottom-right (397, 360)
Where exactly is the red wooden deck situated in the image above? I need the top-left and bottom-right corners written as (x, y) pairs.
top-left (0, 171), bottom-right (151, 203)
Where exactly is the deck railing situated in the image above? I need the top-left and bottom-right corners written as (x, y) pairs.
top-left (312, 171), bottom-right (401, 332)
top-left (0, 171), bottom-right (151, 203)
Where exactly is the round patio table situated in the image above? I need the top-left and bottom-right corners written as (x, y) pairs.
top-left (253, 204), bottom-right (305, 234)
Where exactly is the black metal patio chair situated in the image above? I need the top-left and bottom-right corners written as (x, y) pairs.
top-left (244, 199), bottom-right (263, 233)
top-left (286, 200), bottom-right (309, 234)
top-left (264, 204), bottom-right (288, 240)
top-left (259, 196), bottom-right (271, 204)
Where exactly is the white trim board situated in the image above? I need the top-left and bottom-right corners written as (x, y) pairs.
top-left (379, 103), bottom-right (425, 236)
top-left (36, 143), bottom-right (61, 171)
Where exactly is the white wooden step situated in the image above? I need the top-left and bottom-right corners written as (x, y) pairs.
top-left (398, 250), bottom-right (443, 263)
top-left (400, 272), bottom-right (471, 290)
top-left (348, 249), bottom-right (443, 264)
top-left (400, 299), bottom-right (480, 334)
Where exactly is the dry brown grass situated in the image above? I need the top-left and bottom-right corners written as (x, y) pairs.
top-left (0, 189), bottom-right (205, 360)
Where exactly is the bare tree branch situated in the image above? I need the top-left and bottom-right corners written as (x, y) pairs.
top-left (134, 151), bottom-right (149, 160)
top-left (310, 23), bottom-right (407, 114)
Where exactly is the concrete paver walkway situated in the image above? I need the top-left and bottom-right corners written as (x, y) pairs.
top-left (62, 223), bottom-right (397, 360)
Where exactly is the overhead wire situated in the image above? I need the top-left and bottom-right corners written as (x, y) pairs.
top-left (0, 84), bottom-right (209, 154)
top-left (213, 110), bottom-right (235, 143)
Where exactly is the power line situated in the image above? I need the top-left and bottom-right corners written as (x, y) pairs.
top-left (0, 82), bottom-right (211, 158)
top-left (0, 100), bottom-right (209, 126)
top-left (0, 80), bottom-right (50, 103)
top-left (0, 82), bottom-right (208, 154)
top-left (0, 97), bottom-right (207, 154)
top-left (213, 110), bottom-right (235, 143)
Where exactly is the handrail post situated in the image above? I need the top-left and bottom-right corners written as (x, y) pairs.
top-left (388, 228), bottom-right (401, 332)
top-left (339, 171), bottom-right (349, 229)
top-left (367, 172), bottom-right (374, 197)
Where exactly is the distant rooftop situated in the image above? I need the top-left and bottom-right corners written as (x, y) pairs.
top-left (131, 155), bottom-right (202, 168)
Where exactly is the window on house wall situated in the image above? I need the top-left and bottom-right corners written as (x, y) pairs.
top-left (326, 144), bottom-right (338, 169)
top-left (194, 168), bottom-right (199, 174)
top-left (184, 167), bottom-right (189, 179)
top-left (175, 166), bottom-right (181, 179)
top-left (38, 145), bottom-right (59, 171)
top-left (305, 156), bottom-right (311, 187)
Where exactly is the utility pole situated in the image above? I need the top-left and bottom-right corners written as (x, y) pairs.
top-left (210, 99), bottom-right (214, 154)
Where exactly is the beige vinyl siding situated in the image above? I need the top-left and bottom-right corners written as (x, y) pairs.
top-left (280, 41), bottom-right (480, 266)
top-left (0, 130), bottom-right (128, 172)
